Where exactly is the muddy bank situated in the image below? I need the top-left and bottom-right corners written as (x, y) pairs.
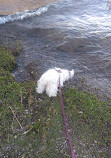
top-left (0, 47), bottom-right (111, 158)
top-left (0, 0), bottom-right (60, 15)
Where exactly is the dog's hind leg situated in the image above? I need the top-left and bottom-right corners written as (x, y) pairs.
top-left (46, 82), bottom-right (58, 97)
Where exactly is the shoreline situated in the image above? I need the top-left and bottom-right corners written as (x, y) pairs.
top-left (0, 0), bottom-right (60, 15)
top-left (0, 33), bottom-right (111, 99)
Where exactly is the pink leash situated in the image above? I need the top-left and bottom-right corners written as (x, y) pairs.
top-left (59, 76), bottom-right (76, 158)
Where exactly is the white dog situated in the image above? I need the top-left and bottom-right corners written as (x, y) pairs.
top-left (36, 67), bottom-right (74, 97)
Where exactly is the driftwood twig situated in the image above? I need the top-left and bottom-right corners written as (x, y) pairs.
top-left (9, 106), bottom-right (23, 129)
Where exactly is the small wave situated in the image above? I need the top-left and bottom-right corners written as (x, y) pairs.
top-left (0, 6), bottom-right (48, 24)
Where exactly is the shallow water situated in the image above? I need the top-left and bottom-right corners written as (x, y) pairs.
top-left (0, 0), bottom-right (111, 93)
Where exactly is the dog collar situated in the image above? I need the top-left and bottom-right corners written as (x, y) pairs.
top-left (55, 69), bottom-right (62, 73)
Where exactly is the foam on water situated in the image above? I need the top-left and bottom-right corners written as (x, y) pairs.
top-left (0, 6), bottom-right (48, 24)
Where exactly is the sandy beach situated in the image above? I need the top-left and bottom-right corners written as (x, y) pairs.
top-left (0, 0), bottom-right (60, 15)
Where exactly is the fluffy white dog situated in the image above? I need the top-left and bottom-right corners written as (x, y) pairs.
top-left (36, 67), bottom-right (74, 97)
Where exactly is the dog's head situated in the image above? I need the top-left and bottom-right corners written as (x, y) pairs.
top-left (55, 67), bottom-right (74, 81)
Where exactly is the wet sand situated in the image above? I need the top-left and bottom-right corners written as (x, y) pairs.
top-left (0, 0), bottom-right (60, 15)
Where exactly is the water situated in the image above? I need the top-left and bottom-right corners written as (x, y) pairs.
top-left (0, 0), bottom-right (111, 93)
